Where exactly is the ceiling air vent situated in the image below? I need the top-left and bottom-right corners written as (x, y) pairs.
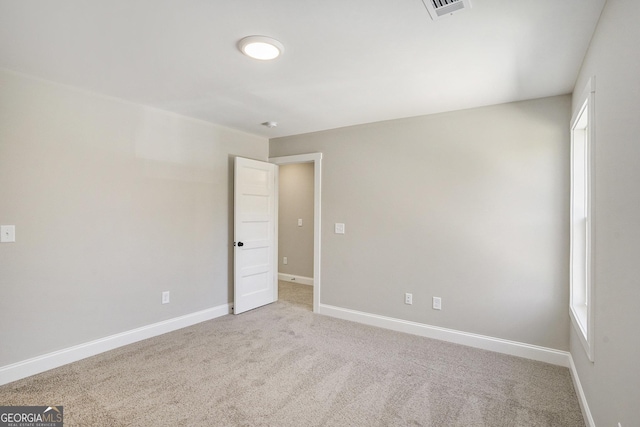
top-left (422, 0), bottom-right (472, 20)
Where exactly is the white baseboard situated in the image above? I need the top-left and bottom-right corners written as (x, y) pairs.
top-left (278, 273), bottom-right (313, 286)
top-left (568, 354), bottom-right (595, 427)
top-left (0, 303), bottom-right (231, 386)
top-left (318, 303), bottom-right (570, 367)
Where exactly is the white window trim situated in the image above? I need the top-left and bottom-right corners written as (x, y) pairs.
top-left (570, 76), bottom-right (596, 362)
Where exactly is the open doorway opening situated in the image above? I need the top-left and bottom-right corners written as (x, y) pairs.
top-left (270, 153), bottom-right (322, 313)
top-left (278, 163), bottom-right (314, 310)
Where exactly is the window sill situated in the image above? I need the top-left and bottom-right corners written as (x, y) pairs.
top-left (570, 304), bottom-right (593, 362)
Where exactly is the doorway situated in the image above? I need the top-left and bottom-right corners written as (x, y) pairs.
top-left (270, 153), bottom-right (322, 313)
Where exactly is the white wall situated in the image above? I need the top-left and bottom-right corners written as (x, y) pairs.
top-left (570, 0), bottom-right (640, 425)
top-left (278, 163), bottom-right (314, 278)
top-left (271, 95), bottom-right (571, 350)
top-left (0, 68), bottom-right (268, 367)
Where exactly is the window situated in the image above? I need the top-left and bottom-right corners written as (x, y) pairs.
top-left (570, 77), bottom-right (595, 361)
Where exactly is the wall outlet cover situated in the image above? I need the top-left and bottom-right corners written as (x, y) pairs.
top-left (405, 293), bottom-right (413, 305)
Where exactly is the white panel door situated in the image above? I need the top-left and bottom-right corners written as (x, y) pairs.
top-left (234, 157), bottom-right (278, 314)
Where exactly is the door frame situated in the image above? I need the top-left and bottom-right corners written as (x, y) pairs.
top-left (269, 153), bottom-right (322, 313)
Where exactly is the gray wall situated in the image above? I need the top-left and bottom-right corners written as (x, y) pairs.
top-left (0, 69), bottom-right (268, 366)
top-left (278, 163), bottom-right (314, 278)
top-left (271, 96), bottom-right (571, 350)
top-left (570, 0), bottom-right (640, 425)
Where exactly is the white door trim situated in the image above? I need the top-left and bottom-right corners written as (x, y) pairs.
top-left (269, 153), bottom-right (322, 313)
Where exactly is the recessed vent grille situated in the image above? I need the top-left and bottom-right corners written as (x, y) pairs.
top-left (422, 0), bottom-right (471, 20)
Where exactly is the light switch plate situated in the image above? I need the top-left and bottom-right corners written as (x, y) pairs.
top-left (1, 225), bottom-right (16, 243)
top-left (298, 218), bottom-right (303, 227)
top-left (335, 223), bottom-right (345, 234)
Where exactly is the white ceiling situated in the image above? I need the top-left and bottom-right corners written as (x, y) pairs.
top-left (0, 0), bottom-right (605, 138)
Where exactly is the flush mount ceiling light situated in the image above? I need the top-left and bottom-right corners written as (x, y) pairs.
top-left (238, 36), bottom-right (284, 60)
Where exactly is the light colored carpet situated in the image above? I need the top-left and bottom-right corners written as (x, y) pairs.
top-left (1, 281), bottom-right (584, 426)
top-left (278, 279), bottom-right (313, 311)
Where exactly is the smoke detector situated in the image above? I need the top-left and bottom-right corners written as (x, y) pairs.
top-left (422, 0), bottom-right (472, 20)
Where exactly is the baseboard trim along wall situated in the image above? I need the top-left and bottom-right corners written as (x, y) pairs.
top-left (0, 303), bottom-right (231, 386)
top-left (318, 303), bottom-right (571, 367)
top-left (568, 354), bottom-right (596, 427)
top-left (278, 273), bottom-right (313, 286)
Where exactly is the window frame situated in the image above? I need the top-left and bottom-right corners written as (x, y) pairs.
top-left (570, 77), bottom-right (596, 362)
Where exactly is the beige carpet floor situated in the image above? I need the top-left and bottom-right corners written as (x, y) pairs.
top-left (1, 281), bottom-right (584, 426)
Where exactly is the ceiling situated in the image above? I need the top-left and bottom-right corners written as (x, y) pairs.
top-left (0, 0), bottom-right (606, 138)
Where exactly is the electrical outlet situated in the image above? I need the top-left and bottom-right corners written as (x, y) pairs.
top-left (298, 218), bottom-right (303, 227)
top-left (405, 293), bottom-right (413, 305)
top-left (283, 256), bottom-right (288, 265)
top-left (162, 291), bottom-right (170, 304)
top-left (433, 297), bottom-right (442, 310)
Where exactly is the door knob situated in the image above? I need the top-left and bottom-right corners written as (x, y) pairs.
top-left (237, 241), bottom-right (244, 247)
